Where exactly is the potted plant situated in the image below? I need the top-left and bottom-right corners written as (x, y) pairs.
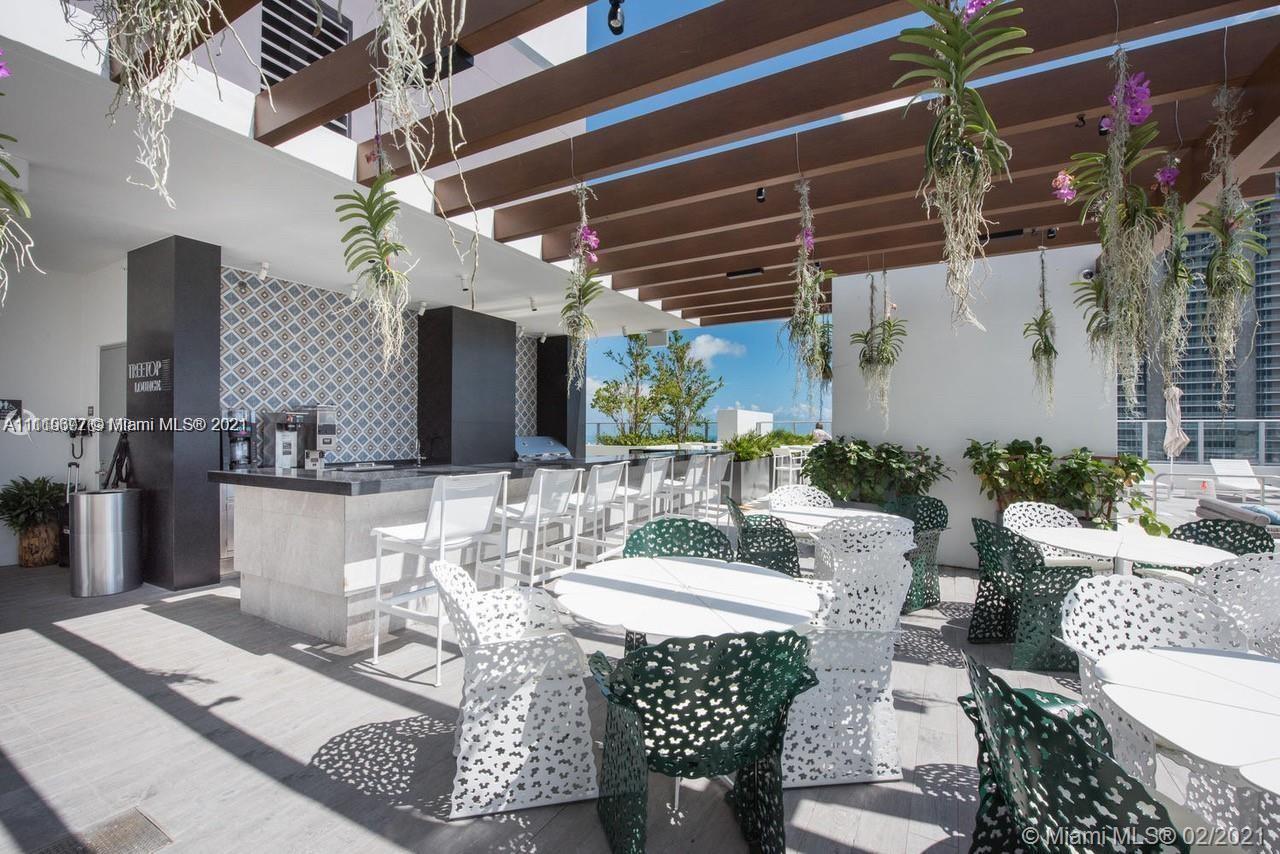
top-left (721, 432), bottom-right (776, 503)
top-left (802, 438), bottom-right (950, 507)
top-left (0, 476), bottom-right (64, 567)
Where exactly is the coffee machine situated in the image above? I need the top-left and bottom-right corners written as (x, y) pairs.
top-left (298, 404), bottom-right (338, 468)
top-left (221, 408), bottom-right (255, 469)
top-left (260, 411), bottom-right (304, 469)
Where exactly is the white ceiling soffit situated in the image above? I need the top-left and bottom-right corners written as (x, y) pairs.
top-left (0, 36), bottom-right (688, 337)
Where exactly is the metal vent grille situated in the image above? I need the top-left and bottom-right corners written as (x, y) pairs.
top-left (261, 0), bottom-right (353, 136)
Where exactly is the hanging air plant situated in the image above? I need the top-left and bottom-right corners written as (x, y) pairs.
top-left (373, 0), bottom-right (480, 286)
top-left (892, 0), bottom-right (1032, 330)
top-left (1195, 86), bottom-right (1270, 412)
top-left (1060, 49), bottom-right (1165, 412)
top-left (63, 1), bottom-right (259, 207)
top-left (335, 172), bottom-right (414, 369)
top-left (784, 179), bottom-right (834, 396)
top-left (0, 49), bottom-right (39, 311)
top-left (850, 271), bottom-right (907, 429)
top-left (561, 183), bottom-right (604, 390)
top-left (1023, 247), bottom-right (1057, 412)
top-left (1152, 155), bottom-right (1192, 390)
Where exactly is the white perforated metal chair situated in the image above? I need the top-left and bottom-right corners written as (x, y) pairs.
top-left (429, 560), bottom-right (597, 818)
top-left (782, 521), bottom-right (911, 788)
top-left (570, 461), bottom-right (629, 559)
top-left (1059, 576), bottom-right (1249, 785)
top-left (1002, 501), bottom-right (1112, 571)
top-left (493, 467), bottom-right (583, 587)
top-left (370, 471), bottom-right (509, 684)
top-left (1194, 552), bottom-right (1280, 656)
top-left (766, 484), bottom-right (834, 510)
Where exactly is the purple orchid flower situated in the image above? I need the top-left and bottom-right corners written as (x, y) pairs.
top-left (961, 0), bottom-right (995, 24)
top-left (798, 226), bottom-right (816, 254)
top-left (1155, 164), bottom-right (1180, 194)
top-left (1107, 70), bottom-right (1153, 126)
top-left (1051, 170), bottom-right (1077, 203)
top-left (577, 224), bottom-right (600, 252)
top-left (0, 47), bottom-right (9, 79)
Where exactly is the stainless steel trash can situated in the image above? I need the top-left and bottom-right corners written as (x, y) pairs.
top-left (70, 488), bottom-right (142, 597)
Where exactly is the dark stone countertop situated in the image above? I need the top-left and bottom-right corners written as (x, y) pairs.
top-left (207, 450), bottom-right (716, 497)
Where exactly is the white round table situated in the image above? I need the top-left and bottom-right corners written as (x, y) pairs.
top-left (768, 506), bottom-right (903, 534)
top-left (1096, 647), bottom-right (1280, 772)
top-left (1020, 526), bottom-right (1233, 575)
top-left (552, 556), bottom-right (820, 645)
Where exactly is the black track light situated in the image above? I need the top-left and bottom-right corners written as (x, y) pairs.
top-left (1046, 227), bottom-right (1058, 240)
top-left (607, 0), bottom-right (624, 36)
top-left (755, 187), bottom-right (767, 203)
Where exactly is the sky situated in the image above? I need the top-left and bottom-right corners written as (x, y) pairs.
top-left (577, 1), bottom-right (1280, 432)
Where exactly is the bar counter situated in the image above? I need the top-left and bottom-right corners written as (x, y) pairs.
top-left (207, 452), bottom-right (709, 648)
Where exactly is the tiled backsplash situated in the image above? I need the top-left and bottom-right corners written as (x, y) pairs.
top-left (218, 268), bottom-right (418, 464)
top-left (515, 335), bottom-right (538, 435)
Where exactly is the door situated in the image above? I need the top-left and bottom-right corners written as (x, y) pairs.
top-left (98, 343), bottom-right (127, 475)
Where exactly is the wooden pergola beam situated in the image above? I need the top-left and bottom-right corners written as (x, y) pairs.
top-left (694, 224), bottom-right (1098, 325)
top-left (498, 14), bottom-right (1279, 246)
top-left (253, 0), bottom-right (591, 147)
top-left (567, 100), bottom-right (1214, 269)
top-left (120, 0), bottom-right (259, 83)
top-left (358, 0), bottom-right (912, 180)
top-left (614, 204), bottom-right (1077, 292)
top-left (434, 0), bottom-right (1275, 212)
top-left (1176, 40), bottom-right (1280, 227)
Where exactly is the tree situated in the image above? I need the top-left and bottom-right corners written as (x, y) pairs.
top-left (591, 334), bottom-right (659, 436)
top-left (653, 330), bottom-right (724, 442)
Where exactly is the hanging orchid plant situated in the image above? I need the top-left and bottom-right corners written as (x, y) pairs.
top-left (1153, 154), bottom-right (1193, 392)
top-left (373, 0), bottom-right (480, 287)
top-left (784, 178), bottom-right (834, 395)
top-left (62, 1), bottom-right (260, 207)
top-left (561, 184), bottom-right (604, 390)
top-left (1022, 247), bottom-right (1057, 412)
top-left (335, 172), bottom-right (414, 370)
top-left (1195, 86), bottom-right (1270, 412)
top-left (1060, 49), bottom-right (1165, 411)
top-left (850, 271), bottom-right (907, 429)
top-left (892, 0), bottom-right (1032, 330)
top-left (0, 48), bottom-right (38, 311)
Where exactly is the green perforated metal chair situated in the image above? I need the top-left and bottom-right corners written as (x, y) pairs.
top-left (726, 498), bottom-right (802, 577)
top-left (969, 519), bottom-right (1090, 670)
top-left (968, 518), bottom-right (1018, 644)
top-left (962, 654), bottom-right (1198, 853)
top-left (881, 495), bottom-right (947, 612)
top-left (1137, 518), bottom-right (1276, 582)
top-left (589, 632), bottom-right (817, 854)
top-left (622, 516), bottom-right (734, 562)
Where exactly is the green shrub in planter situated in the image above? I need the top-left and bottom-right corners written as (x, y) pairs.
top-left (0, 476), bottom-right (65, 567)
top-left (802, 438), bottom-right (950, 504)
top-left (964, 438), bottom-right (1165, 533)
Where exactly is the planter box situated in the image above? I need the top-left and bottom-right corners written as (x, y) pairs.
top-left (833, 499), bottom-right (883, 511)
top-left (728, 458), bottom-right (772, 503)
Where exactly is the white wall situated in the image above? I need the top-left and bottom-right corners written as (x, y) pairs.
top-left (831, 244), bottom-right (1116, 567)
top-left (0, 262), bottom-right (126, 565)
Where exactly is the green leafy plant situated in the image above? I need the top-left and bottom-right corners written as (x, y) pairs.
top-left (1154, 162), bottom-right (1194, 390)
top-left (0, 476), bottom-right (64, 534)
top-left (802, 438), bottom-right (951, 504)
top-left (721, 432), bottom-right (777, 462)
top-left (0, 57), bottom-right (38, 310)
top-left (963, 438), bottom-right (1164, 532)
top-left (596, 431), bottom-right (678, 447)
top-left (850, 272), bottom-right (908, 427)
top-left (335, 172), bottom-right (413, 369)
top-left (563, 183), bottom-right (605, 390)
top-left (591, 334), bottom-right (660, 437)
top-left (893, 0), bottom-right (1032, 329)
top-left (783, 179), bottom-right (835, 398)
top-left (1022, 247), bottom-right (1057, 411)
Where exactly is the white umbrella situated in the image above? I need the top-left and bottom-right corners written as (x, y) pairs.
top-left (1163, 385), bottom-right (1190, 460)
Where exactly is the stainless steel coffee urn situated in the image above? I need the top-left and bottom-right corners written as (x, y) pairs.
top-left (260, 411), bottom-right (303, 469)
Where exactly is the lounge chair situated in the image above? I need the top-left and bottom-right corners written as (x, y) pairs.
top-left (1209, 458), bottom-right (1280, 502)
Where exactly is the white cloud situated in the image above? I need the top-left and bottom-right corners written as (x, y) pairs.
top-left (688, 334), bottom-right (746, 367)
top-left (586, 376), bottom-right (603, 398)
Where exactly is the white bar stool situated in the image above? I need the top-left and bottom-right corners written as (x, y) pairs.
top-left (619, 455), bottom-right (673, 525)
top-left (666, 454), bottom-right (711, 516)
top-left (571, 461), bottom-right (630, 558)
top-left (370, 471), bottom-right (509, 685)
top-left (493, 467), bottom-right (583, 587)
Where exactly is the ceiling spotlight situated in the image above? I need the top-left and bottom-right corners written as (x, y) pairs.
top-left (539, 333), bottom-right (548, 344)
top-left (607, 0), bottom-right (624, 35)
top-left (1046, 227), bottom-right (1058, 240)
top-left (416, 302), bottom-right (428, 316)
top-left (257, 260), bottom-right (270, 279)
top-left (755, 187), bottom-right (767, 203)
top-left (459, 273), bottom-right (469, 293)
top-left (1075, 113), bottom-right (1087, 128)
top-left (530, 297), bottom-right (538, 312)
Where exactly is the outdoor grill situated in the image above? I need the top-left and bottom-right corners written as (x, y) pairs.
top-left (515, 436), bottom-right (573, 463)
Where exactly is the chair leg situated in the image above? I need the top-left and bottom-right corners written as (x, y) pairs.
top-left (598, 702), bottom-right (648, 854)
top-left (729, 748), bottom-right (787, 854)
top-left (372, 535), bottom-right (383, 664)
top-left (433, 585), bottom-right (443, 687)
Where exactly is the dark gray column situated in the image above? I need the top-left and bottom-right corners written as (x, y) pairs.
top-left (536, 336), bottom-right (586, 457)
top-left (126, 236), bottom-right (222, 589)
top-left (418, 306), bottom-right (516, 464)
